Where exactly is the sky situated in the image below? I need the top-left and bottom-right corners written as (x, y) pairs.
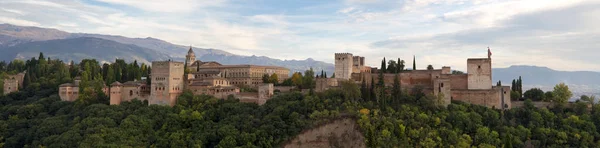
top-left (1, 0), bottom-right (600, 72)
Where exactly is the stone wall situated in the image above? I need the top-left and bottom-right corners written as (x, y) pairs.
top-left (316, 78), bottom-right (339, 92)
top-left (452, 86), bottom-right (511, 109)
top-left (511, 101), bottom-right (553, 109)
top-left (282, 118), bottom-right (365, 148)
top-left (450, 74), bottom-right (468, 90)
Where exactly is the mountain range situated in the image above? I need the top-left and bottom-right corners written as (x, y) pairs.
top-left (0, 24), bottom-right (333, 73)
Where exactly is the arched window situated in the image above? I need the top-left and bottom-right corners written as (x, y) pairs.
top-left (130, 90), bottom-right (133, 96)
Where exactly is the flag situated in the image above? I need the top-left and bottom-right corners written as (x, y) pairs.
top-left (488, 47), bottom-right (492, 58)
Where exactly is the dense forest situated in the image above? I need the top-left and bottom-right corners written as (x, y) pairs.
top-left (1, 54), bottom-right (600, 147)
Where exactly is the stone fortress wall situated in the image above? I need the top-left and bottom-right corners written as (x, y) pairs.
top-left (322, 51), bottom-right (511, 109)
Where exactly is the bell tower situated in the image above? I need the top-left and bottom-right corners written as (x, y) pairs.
top-left (185, 46), bottom-right (196, 66)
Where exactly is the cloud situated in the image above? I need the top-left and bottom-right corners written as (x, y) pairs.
top-left (95, 0), bottom-right (227, 13)
top-left (371, 1), bottom-right (600, 71)
top-left (1, 8), bottom-right (25, 15)
top-left (2, 0), bottom-right (600, 72)
top-left (0, 17), bottom-right (40, 26)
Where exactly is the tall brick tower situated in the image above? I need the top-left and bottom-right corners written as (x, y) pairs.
top-left (334, 53), bottom-right (354, 80)
top-left (150, 61), bottom-right (185, 106)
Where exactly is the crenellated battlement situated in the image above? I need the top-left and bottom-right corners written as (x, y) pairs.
top-left (334, 53), bottom-right (353, 56)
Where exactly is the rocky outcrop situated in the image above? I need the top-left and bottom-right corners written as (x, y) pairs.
top-left (282, 118), bottom-right (365, 148)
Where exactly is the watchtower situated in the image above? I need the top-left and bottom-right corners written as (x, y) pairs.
top-left (334, 53), bottom-right (354, 80)
top-left (467, 58), bottom-right (492, 89)
top-left (150, 61), bottom-right (185, 106)
top-left (109, 82), bottom-right (123, 105)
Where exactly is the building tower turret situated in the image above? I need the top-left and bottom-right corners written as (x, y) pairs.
top-left (186, 46), bottom-right (196, 66)
top-left (334, 53), bottom-right (354, 80)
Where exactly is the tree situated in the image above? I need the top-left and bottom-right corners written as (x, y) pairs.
top-left (331, 73), bottom-right (335, 78)
top-left (105, 65), bottom-right (115, 85)
top-left (340, 80), bottom-right (360, 102)
top-left (510, 91), bottom-right (520, 101)
top-left (517, 76), bottom-right (523, 95)
top-left (381, 58), bottom-right (387, 73)
top-left (451, 70), bottom-right (465, 74)
top-left (545, 91), bottom-right (554, 102)
top-left (303, 68), bottom-right (315, 89)
top-left (370, 77), bottom-right (376, 102)
top-left (523, 88), bottom-right (545, 101)
top-left (397, 58), bottom-right (404, 72)
top-left (427, 65), bottom-right (434, 70)
top-left (320, 70), bottom-right (324, 78)
top-left (291, 72), bottom-right (303, 88)
top-left (552, 83), bottom-right (572, 106)
top-left (412, 55), bottom-right (416, 70)
top-left (269, 73), bottom-right (278, 84)
top-left (392, 74), bottom-right (401, 105)
top-left (512, 79), bottom-right (517, 92)
top-left (580, 95), bottom-right (596, 111)
top-left (262, 74), bottom-right (270, 83)
top-left (361, 76), bottom-right (368, 101)
top-left (387, 60), bottom-right (397, 73)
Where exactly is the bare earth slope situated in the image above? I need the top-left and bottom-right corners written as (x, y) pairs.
top-left (282, 118), bottom-right (365, 148)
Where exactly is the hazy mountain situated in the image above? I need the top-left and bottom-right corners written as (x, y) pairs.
top-left (0, 37), bottom-right (170, 64)
top-left (199, 54), bottom-right (334, 73)
top-left (0, 24), bottom-right (334, 74)
top-left (493, 65), bottom-right (600, 86)
top-left (494, 65), bottom-right (600, 99)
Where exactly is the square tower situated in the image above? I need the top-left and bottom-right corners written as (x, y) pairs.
top-left (467, 58), bottom-right (492, 89)
top-left (334, 53), bottom-right (354, 80)
top-left (150, 61), bottom-right (185, 106)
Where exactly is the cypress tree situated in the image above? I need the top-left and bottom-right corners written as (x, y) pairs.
top-left (512, 79), bottom-right (516, 91)
top-left (324, 72), bottom-right (327, 78)
top-left (381, 57), bottom-right (387, 73)
top-left (361, 75), bottom-right (367, 101)
top-left (392, 74), bottom-right (401, 105)
top-left (370, 77), bottom-right (376, 102)
top-left (397, 58), bottom-right (402, 73)
top-left (321, 70), bottom-right (324, 78)
top-left (518, 76), bottom-right (523, 95)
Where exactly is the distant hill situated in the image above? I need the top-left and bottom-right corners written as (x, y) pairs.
top-left (0, 37), bottom-right (170, 63)
top-left (0, 24), bottom-right (335, 74)
top-left (493, 65), bottom-right (600, 86)
top-left (494, 65), bottom-right (600, 99)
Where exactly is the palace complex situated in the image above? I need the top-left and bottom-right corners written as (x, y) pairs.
top-left (56, 48), bottom-right (289, 106)
top-left (317, 50), bottom-right (511, 109)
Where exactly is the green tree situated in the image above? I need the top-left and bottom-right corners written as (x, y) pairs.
top-left (552, 83), bottom-right (572, 106)
top-left (269, 73), bottom-right (278, 84)
top-left (392, 74), bottom-right (401, 105)
top-left (262, 74), bottom-right (270, 83)
top-left (545, 91), bottom-right (554, 102)
top-left (387, 60), bottom-right (397, 73)
top-left (523, 88), bottom-right (545, 101)
top-left (452, 70), bottom-right (465, 74)
top-left (427, 65), bottom-right (434, 70)
top-left (581, 95), bottom-right (596, 111)
top-left (381, 57), bottom-right (387, 73)
top-left (397, 58), bottom-right (404, 72)
top-left (105, 65), bottom-right (115, 85)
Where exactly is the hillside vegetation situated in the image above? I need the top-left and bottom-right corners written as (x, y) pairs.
top-left (1, 55), bottom-right (600, 147)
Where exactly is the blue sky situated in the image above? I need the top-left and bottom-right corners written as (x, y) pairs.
top-left (1, 0), bottom-right (599, 71)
